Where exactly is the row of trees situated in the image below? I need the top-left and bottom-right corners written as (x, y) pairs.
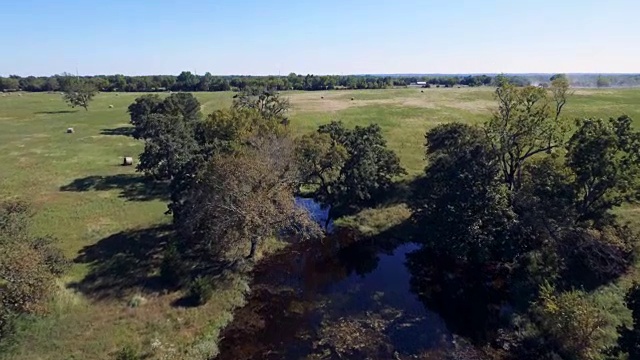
top-left (409, 75), bottom-right (640, 359)
top-left (1, 73), bottom-right (501, 93)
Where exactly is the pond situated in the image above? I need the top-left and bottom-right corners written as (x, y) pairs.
top-left (216, 201), bottom-right (502, 359)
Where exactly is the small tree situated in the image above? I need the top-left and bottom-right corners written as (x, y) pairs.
top-left (485, 77), bottom-right (570, 191)
top-left (297, 121), bottom-right (405, 219)
top-left (178, 136), bottom-right (320, 260)
top-left (62, 79), bottom-right (97, 111)
top-left (232, 87), bottom-right (290, 125)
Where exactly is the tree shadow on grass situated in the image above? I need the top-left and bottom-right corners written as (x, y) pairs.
top-left (100, 126), bottom-right (134, 137)
top-left (70, 225), bottom-right (173, 300)
top-left (34, 110), bottom-right (79, 114)
top-left (60, 174), bottom-right (168, 202)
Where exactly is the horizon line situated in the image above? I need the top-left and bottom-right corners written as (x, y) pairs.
top-left (4, 72), bottom-right (640, 77)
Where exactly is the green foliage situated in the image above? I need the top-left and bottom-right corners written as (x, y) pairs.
top-left (566, 115), bottom-right (640, 222)
top-left (127, 94), bottom-right (164, 139)
top-left (516, 156), bottom-right (577, 227)
top-left (113, 344), bottom-right (141, 360)
top-left (0, 201), bottom-right (68, 339)
top-left (128, 93), bottom-right (205, 184)
top-left (159, 242), bottom-right (185, 287)
top-left (136, 113), bottom-right (201, 181)
top-left (486, 79), bottom-right (570, 190)
top-left (61, 78), bottom-right (97, 111)
top-left (597, 76), bottom-right (611, 88)
top-left (412, 123), bottom-right (518, 263)
top-left (298, 121), bottom-right (405, 218)
top-left (178, 136), bottom-right (320, 260)
top-left (189, 276), bottom-right (214, 306)
top-left (232, 87), bottom-right (290, 125)
top-left (128, 93), bottom-right (202, 141)
top-left (409, 88), bottom-right (640, 359)
top-left (533, 285), bottom-right (621, 360)
top-left (296, 132), bottom-right (348, 200)
top-left (617, 283), bottom-right (640, 359)
top-left (0, 77), bottom-right (20, 91)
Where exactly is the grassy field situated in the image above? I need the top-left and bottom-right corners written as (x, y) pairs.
top-left (1, 87), bottom-right (639, 359)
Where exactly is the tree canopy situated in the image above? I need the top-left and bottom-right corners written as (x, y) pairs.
top-left (297, 121), bottom-right (405, 220)
top-left (62, 78), bottom-right (97, 111)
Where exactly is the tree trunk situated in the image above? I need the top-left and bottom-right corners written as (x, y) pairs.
top-left (246, 237), bottom-right (258, 259)
top-left (325, 207), bottom-right (334, 230)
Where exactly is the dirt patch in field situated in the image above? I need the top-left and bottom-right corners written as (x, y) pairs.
top-left (441, 100), bottom-right (495, 113)
top-left (289, 92), bottom-right (494, 113)
top-left (572, 89), bottom-right (618, 96)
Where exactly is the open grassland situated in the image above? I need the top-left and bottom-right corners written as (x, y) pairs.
top-left (1, 87), bottom-right (639, 359)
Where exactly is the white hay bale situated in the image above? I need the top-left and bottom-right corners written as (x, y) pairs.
top-left (66, 127), bottom-right (74, 134)
top-left (108, 104), bottom-right (114, 108)
top-left (122, 157), bottom-right (133, 166)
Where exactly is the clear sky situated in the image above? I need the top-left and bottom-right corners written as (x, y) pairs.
top-left (1, 0), bottom-right (638, 76)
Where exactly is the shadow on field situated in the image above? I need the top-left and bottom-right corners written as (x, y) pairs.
top-left (59, 174), bottom-right (168, 202)
top-left (100, 126), bottom-right (134, 137)
top-left (34, 110), bottom-right (79, 114)
top-left (70, 225), bottom-right (172, 299)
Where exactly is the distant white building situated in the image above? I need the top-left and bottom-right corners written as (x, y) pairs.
top-left (416, 81), bottom-right (427, 86)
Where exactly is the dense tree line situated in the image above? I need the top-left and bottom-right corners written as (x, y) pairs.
top-left (409, 74), bottom-right (640, 359)
top-left (0, 72), bottom-right (499, 92)
top-left (3, 73), bottom-right (640, 93)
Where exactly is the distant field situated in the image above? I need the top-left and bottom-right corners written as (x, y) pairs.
top-left (1, 87), bottom-right (639, 359)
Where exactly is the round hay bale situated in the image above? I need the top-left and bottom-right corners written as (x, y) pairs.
top-left (66, 127), bottom-right (74, 134)
top-left (122, 157), bottom-right (133, 166)
top-left (108, 105), bottom-right (114, 108)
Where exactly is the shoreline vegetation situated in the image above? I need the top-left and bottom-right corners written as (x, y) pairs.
top-left (1, 79), bottom-right (639, 359)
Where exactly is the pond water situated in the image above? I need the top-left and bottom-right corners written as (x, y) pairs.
top-left (216, 200), bottom-right (498, 359)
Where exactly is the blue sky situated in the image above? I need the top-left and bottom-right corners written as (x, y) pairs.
top-left (1, 0), bottom-right (638, 76)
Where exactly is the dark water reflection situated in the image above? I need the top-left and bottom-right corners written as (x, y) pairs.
top-left (216, 234), bottom-right (459, 360)
top-left (216, 200), bottom-right (505, 359)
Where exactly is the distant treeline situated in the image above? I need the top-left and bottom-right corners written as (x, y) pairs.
top-left (0, 72), bottom-right (494, 92)
top-left (1, 72), bottom-right (639, 92)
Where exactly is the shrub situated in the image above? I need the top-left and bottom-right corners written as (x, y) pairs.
top-left (159, 242), bottom-right (185, 287)
top-left (532, 284), bottom-right (621, 360)
top-left (114, 345), bottom-right (141, 360)
top-left (188, 276), bottom-right (213, 305)
top-left (127, 294), bottom-right (147, 308)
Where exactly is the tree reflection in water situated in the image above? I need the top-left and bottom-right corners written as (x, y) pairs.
top-left (217, 227), bottom-right (509, 359)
